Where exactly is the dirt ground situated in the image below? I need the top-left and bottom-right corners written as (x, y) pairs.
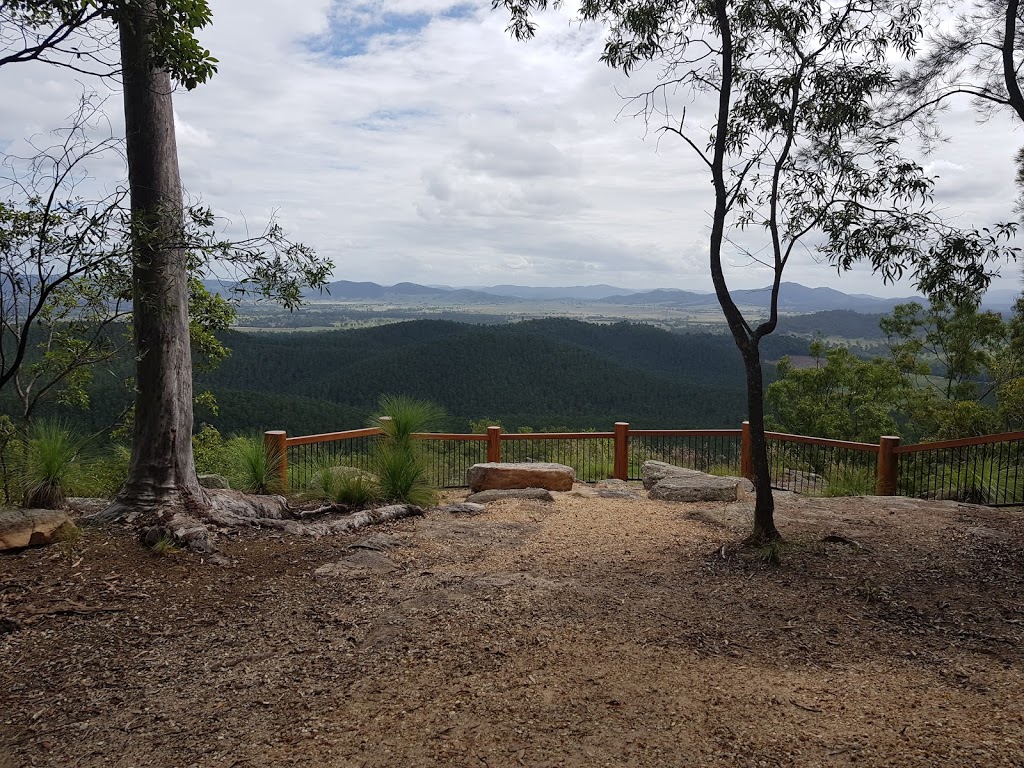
top-left (1, 485), bottom-right (1023, 768)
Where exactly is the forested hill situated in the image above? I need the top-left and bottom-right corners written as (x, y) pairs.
top-left (197, 319), bottom-right (810, 435)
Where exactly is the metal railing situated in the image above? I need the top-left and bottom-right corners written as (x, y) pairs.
top-left (628, 430), bottom-right (743, 481)
top-left (893, 432), bottom-right (1024, 506)
top-left (763, 432), bottom-right (879, 495)
top-left (264, 423), bottom-right (1024, 506)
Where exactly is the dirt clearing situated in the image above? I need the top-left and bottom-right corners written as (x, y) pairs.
top-left (2, 488), bottom-right (1022, 767)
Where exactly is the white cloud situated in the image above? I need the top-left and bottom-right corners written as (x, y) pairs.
top-left (0, 0), bottom-right (1020, 298)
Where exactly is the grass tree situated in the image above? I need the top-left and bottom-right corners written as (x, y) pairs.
top-left (371, 394), bottom-right (445, 507)
top-left (497, 0), bottom-right (1016, 542)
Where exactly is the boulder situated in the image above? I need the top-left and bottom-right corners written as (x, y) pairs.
top-left (642, 461), bottom-right (708, 490)
top-left (642, 460), bottom-right (753, 495)
top-left (648, 475), bottom-right (744, 503)
top-left (0, 509), bottom-right (75, 551)
top-left (467, 462), bottom-right (575, 493)
top-left (465, 488), bottom-right (555, 503)
top-left (198, 474), bottom-right (231, 490)
top-left (642, 461), bottom-right (752, 503)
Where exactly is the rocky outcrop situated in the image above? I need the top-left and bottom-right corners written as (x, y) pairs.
top-left (467, 462), bottom-right (575, 493)
top-left (642, 461), bottom-right (752, 503)
top-left (0, 509), bottom-right (75, 551)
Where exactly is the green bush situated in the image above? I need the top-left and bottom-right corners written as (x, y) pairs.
top-left (193, 424), bottom-right (232, 476)
top-left (23, 421), bottom-right (83, 508)
top-left (309, 464), bottom-right (380, 507)
top-left (371, 394), bottom-right (444, 506)
top-left (74, 444), bottom-right (131, 499)
top-left (822, 465), bottom-right (875, 497)
top-left (226, 435), bottom-right (281, 494)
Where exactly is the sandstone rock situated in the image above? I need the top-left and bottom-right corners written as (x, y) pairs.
top-left (465, 488), bottom-right (555, 503)
top-left (649, 475), bottom-right (744, 503)
top-left (642, 461), bottom-right (709, 490)
top-left (0, 509), bottom-right (75, 551)
top-left (198, 474), bottom-right (231, 490)
top-left (467, 462), bottom-right (575, 493)
top-left (642, 460), bottom-right (753, 495)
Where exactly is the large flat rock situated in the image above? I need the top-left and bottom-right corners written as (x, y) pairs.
top-left (467, 462), bottom-right (575, 492)
top-left (643, 460), bottom-right (752, 502)
top-left (648, 475), bottom-right (743, 502)
top-left (0, 508), bottom-right (74, 551)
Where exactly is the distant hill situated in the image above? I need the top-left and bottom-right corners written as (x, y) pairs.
top-left (194, 319), bottom-right (809, 435)
top-left (776, 310), bottom-right (887, 339)
top-left (600, 282), bottom-right (920, 313)
top-left (466, 284), bottom-right (644, 300)
top-left (201, 278), bottom-right (1020, 316)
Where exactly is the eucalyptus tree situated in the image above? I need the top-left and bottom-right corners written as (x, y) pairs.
top-left (3, 2), bottom-right (330, 527)
top-left (497, 0), bottom-right (1015, 542)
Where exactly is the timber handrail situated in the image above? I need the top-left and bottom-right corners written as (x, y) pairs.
top-left (763, 431), bottom-right (880, 452)
top-left (630, 429), bottom-right (742, 438)
top-left (892, 431), bottom-right (1024, 454)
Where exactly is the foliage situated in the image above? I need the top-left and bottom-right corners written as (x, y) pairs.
top-left (896, 0), bottom-right (1024, 135)
top-left (148, 534), bottom-right (179, 556)
top-left (309, 464), bottom-right (380, 507)
top-left (22, 419), bottom-right (81, 508)
top-left (372, 441), bottom-right (436, 508)
top-left (226, 435), bottom-right (280, 495)
top-left (192, 424), bottom-right (231, 477)
top-left (469, 417), bottom-right (502, 434)
top-left (370, 395), bottom-right (444, 507)
top-left (822, 466), bottom-right (875, 498)
top-left (767, 341), bottom-right (905, 443)
top-left (771, 296), bottom-right (1024, 443)
top-left (76, 443), bottom-right (130, 499)
top-left (0, 0), bottom-right (218, 88)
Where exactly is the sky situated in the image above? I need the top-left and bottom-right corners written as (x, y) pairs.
top-left (1, 0), bottom-right (1022, 297)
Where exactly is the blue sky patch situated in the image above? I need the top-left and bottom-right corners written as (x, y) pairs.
top-left (306, 4), bottom-right (476, 59)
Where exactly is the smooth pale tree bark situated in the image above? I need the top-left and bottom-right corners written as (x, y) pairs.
top-left (107, 0), bottom-right (206, 517)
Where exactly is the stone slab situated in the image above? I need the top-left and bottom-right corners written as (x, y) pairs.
top-left (467, 462), bottom-right (575, 493)
top-left (649, 476), bottom-right (743, 502)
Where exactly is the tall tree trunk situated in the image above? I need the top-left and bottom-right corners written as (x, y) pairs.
top-left (741, 344), bottom-right (779, 542)
top-left (109, 0), bottom-right (207, 518)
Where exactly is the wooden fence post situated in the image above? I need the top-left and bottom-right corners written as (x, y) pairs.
top-left (614, 422), bottom-right (630, 480)
top-left (487, 426), bottom-right (501, 463)
top-left (876, 435), bottom-right (901, 496)
top-left (264, 430), bottom-right (288, 492)
top-left (740, 421), bottom-right (753, 481)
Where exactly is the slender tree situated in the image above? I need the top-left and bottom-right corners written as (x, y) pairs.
top-left (497, 0), bottom-right (1015, 541)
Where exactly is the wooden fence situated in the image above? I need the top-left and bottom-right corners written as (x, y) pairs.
top-left (263, 422), bottom-right (1024, 505)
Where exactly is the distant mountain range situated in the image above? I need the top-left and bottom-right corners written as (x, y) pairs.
top-left (200, 279), bottom-right (1019, 314)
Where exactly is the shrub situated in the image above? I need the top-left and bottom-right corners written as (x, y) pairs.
top-left (226, 435), bottom-right (281, 494)
top-left (23, 421), bottom-right (82, 508)
top-left (74, 444), bottom-right (131, 499)
top-left (310, 463), bottom-right (380, 507)
top-left (822, 465), bottom-right (875, 497)
top-left (371, 394), bottom-right (444, 506)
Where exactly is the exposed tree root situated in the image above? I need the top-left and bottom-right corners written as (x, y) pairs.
top-left (85, 489), bottom-right (423, 553)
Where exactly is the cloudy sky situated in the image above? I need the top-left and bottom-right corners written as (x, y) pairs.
top-left (1, 0), bottom-right (1022, 296)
